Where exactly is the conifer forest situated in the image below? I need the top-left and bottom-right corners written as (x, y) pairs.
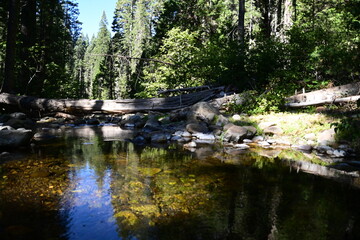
top-left (0, 0), bottom-right (359, 103)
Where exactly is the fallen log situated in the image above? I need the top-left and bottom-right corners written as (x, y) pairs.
top-left (285, 81), bottom-right (360, 108)
top-left (285, 95), bottom-right (360, 108)
top-left (0, 87), bottom-right (225, 114)
top-left (157, 86), bottom-right (212, 95)
top-left (286, 82), bottom-right (360, 103)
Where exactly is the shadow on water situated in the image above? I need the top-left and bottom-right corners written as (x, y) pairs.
top-left (1, 125), bottom-right (360, 240)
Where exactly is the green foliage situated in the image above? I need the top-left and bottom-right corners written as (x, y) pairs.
top-left (332, 117), bottom-right (360, 150)
top-left (138, 28), bottom-right (205, 97)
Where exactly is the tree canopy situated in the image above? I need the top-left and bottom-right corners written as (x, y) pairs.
top-left (0, 0), bottom-right (359, 103)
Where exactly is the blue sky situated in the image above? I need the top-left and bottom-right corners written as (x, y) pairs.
top-left (76, 0), bottom-right (117, 38)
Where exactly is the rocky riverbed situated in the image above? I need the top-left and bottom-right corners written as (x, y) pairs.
top-left (0, 102), bottom-right (358, 170)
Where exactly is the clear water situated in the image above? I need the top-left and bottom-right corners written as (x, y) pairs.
top-left (1, 125), bottom-right (360, 240)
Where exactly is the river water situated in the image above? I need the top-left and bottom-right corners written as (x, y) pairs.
top-left (1, 125), bottom-right (360, 240)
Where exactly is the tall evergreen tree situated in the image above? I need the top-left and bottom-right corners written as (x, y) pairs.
top-left (83, 12), bottom-right (111, 99)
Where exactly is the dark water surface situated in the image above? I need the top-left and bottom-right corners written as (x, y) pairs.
top-left (1, 126), bottom-right (360, 240)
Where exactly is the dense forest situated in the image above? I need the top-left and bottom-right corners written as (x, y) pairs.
top-left (0, 0), bottom-right (359, 107)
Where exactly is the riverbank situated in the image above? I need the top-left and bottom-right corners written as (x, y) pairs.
top-left (1, 101), bottom-right (359, 172)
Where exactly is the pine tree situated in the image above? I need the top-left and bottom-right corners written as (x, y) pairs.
top-left (83, 12), bottom-right (111, 99)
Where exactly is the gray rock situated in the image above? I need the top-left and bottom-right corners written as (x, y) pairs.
top-left (4, 118), bottom-right (25, 129)
top-left (120, 114), bottom-right (145, 128)
top-left (258, 141), bottom-right (271, 147)
top-left (333, 150), bottom-right (346, 158)
top-left (304, 133), bottom-right (316, 140)
top-left (243, 126), bottom-right (257, 138)
top-left (258, 122), bottom-right (276, 130)
top-left (223, 123), bottom-right (235, 131)
top-left (252, 136), bottom-right (264, 142)
top-left (151, 133), bottom-right (171, 143)
top-left (186, 123), bottom-right (209, 134)
top-left (317, 128), bottom-right (336, 145)
top-left (234, 144), bottom-right (250, 149)
top-left (143, 117), bottom-right (161, 132)
top-left (215, 114), bottom-right (229, 127)
top-left (0, 126), bottom-right (15, 131)
top-left (232, 114), bottom-right (242, 121)
top-left (184, 141), bottom-right (197, 148)
top-left (264, 126), bottom-right (283, 135)
top-left (223, 125), bottom-right (249, 142)
top-left (133, 135), bottom-right (147, 145)
top-left (192, 133), bottom-right (216, 141)
top-left (326, 149), bottom-right (334, 155)
top-left (0, 129), bottom-right (33, 148)
top-left (0, 152), bottom-right (10, 158)
top-left (294, 144), bottom-right (313, 152)
top-left (187, 102), bottom-right (220, 123)
top-left (10, 112), bottom-right (27, 120)
top-left (33, 132), bottom-right (57, 142)
top-left (315, 145), bottom-right (334, 153)
top-left (170, 135), bottom-right (182, 141)
top-left (243, 139), bottom-right (253, 143)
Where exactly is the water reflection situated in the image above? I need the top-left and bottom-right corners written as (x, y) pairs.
top-left (0, 126), bottom-right (360, 240)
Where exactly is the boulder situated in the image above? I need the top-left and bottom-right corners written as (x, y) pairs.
top-left (186, 123), bottom-right (209, 134)
top-left (252, 136), bottom-right (264, 142)
top-left (223, 125), bottom-right (249, 142)
top-left (10, 112), bottom-right (27, 120)
top-left (120, 114), bottom-right (145, 128)
top-left (143, 117), bottom-right (161, 132)
top-left (0, 129), bottom-right (33, 148)
top-left (33, 132), bottom-right (57, 142)
top-left (214, 114), bottom-right (229, 127)
top-left (187, 102), bottom-right (220, 123)
top-left (4, 118), bottom-right (35, 129)
top-left (263, 126), bottom-right (283, 135)
top-left (243, 126), bottom-right (257, 138)
top-left (317, 128), bottom-right (336, 145)
top-left (304, 133), bottom-right (316, 141)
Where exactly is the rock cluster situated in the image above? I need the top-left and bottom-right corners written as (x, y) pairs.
top-left (0, 112), bottom-right (35, 149)
top-left (0, 102), bottom-right (356, 163)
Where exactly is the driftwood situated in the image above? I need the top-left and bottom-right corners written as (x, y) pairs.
top-left (285, 82), bottom-right (360, 108)
top-left (0, 87), bottom-right (225, 114)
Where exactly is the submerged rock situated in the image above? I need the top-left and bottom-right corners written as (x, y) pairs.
top-left (151, 132), bottom-right (171, 143)
top-left (0, 129), bottom-right (33, 148)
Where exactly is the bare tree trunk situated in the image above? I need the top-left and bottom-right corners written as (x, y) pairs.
top-left (238, 0), bottom-right (245, 45)
top-left (2, 0), bottom-right (20, 93)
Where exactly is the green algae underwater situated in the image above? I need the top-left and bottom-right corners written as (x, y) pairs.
top-left (1, 125), bottom-right (360, 240)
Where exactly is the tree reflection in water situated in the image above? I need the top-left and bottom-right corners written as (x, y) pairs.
top-left (0, 125), bottom-right (360, 240)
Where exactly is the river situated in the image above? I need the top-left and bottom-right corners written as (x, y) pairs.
top-left (1, 125), bottom-right (360, 239)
